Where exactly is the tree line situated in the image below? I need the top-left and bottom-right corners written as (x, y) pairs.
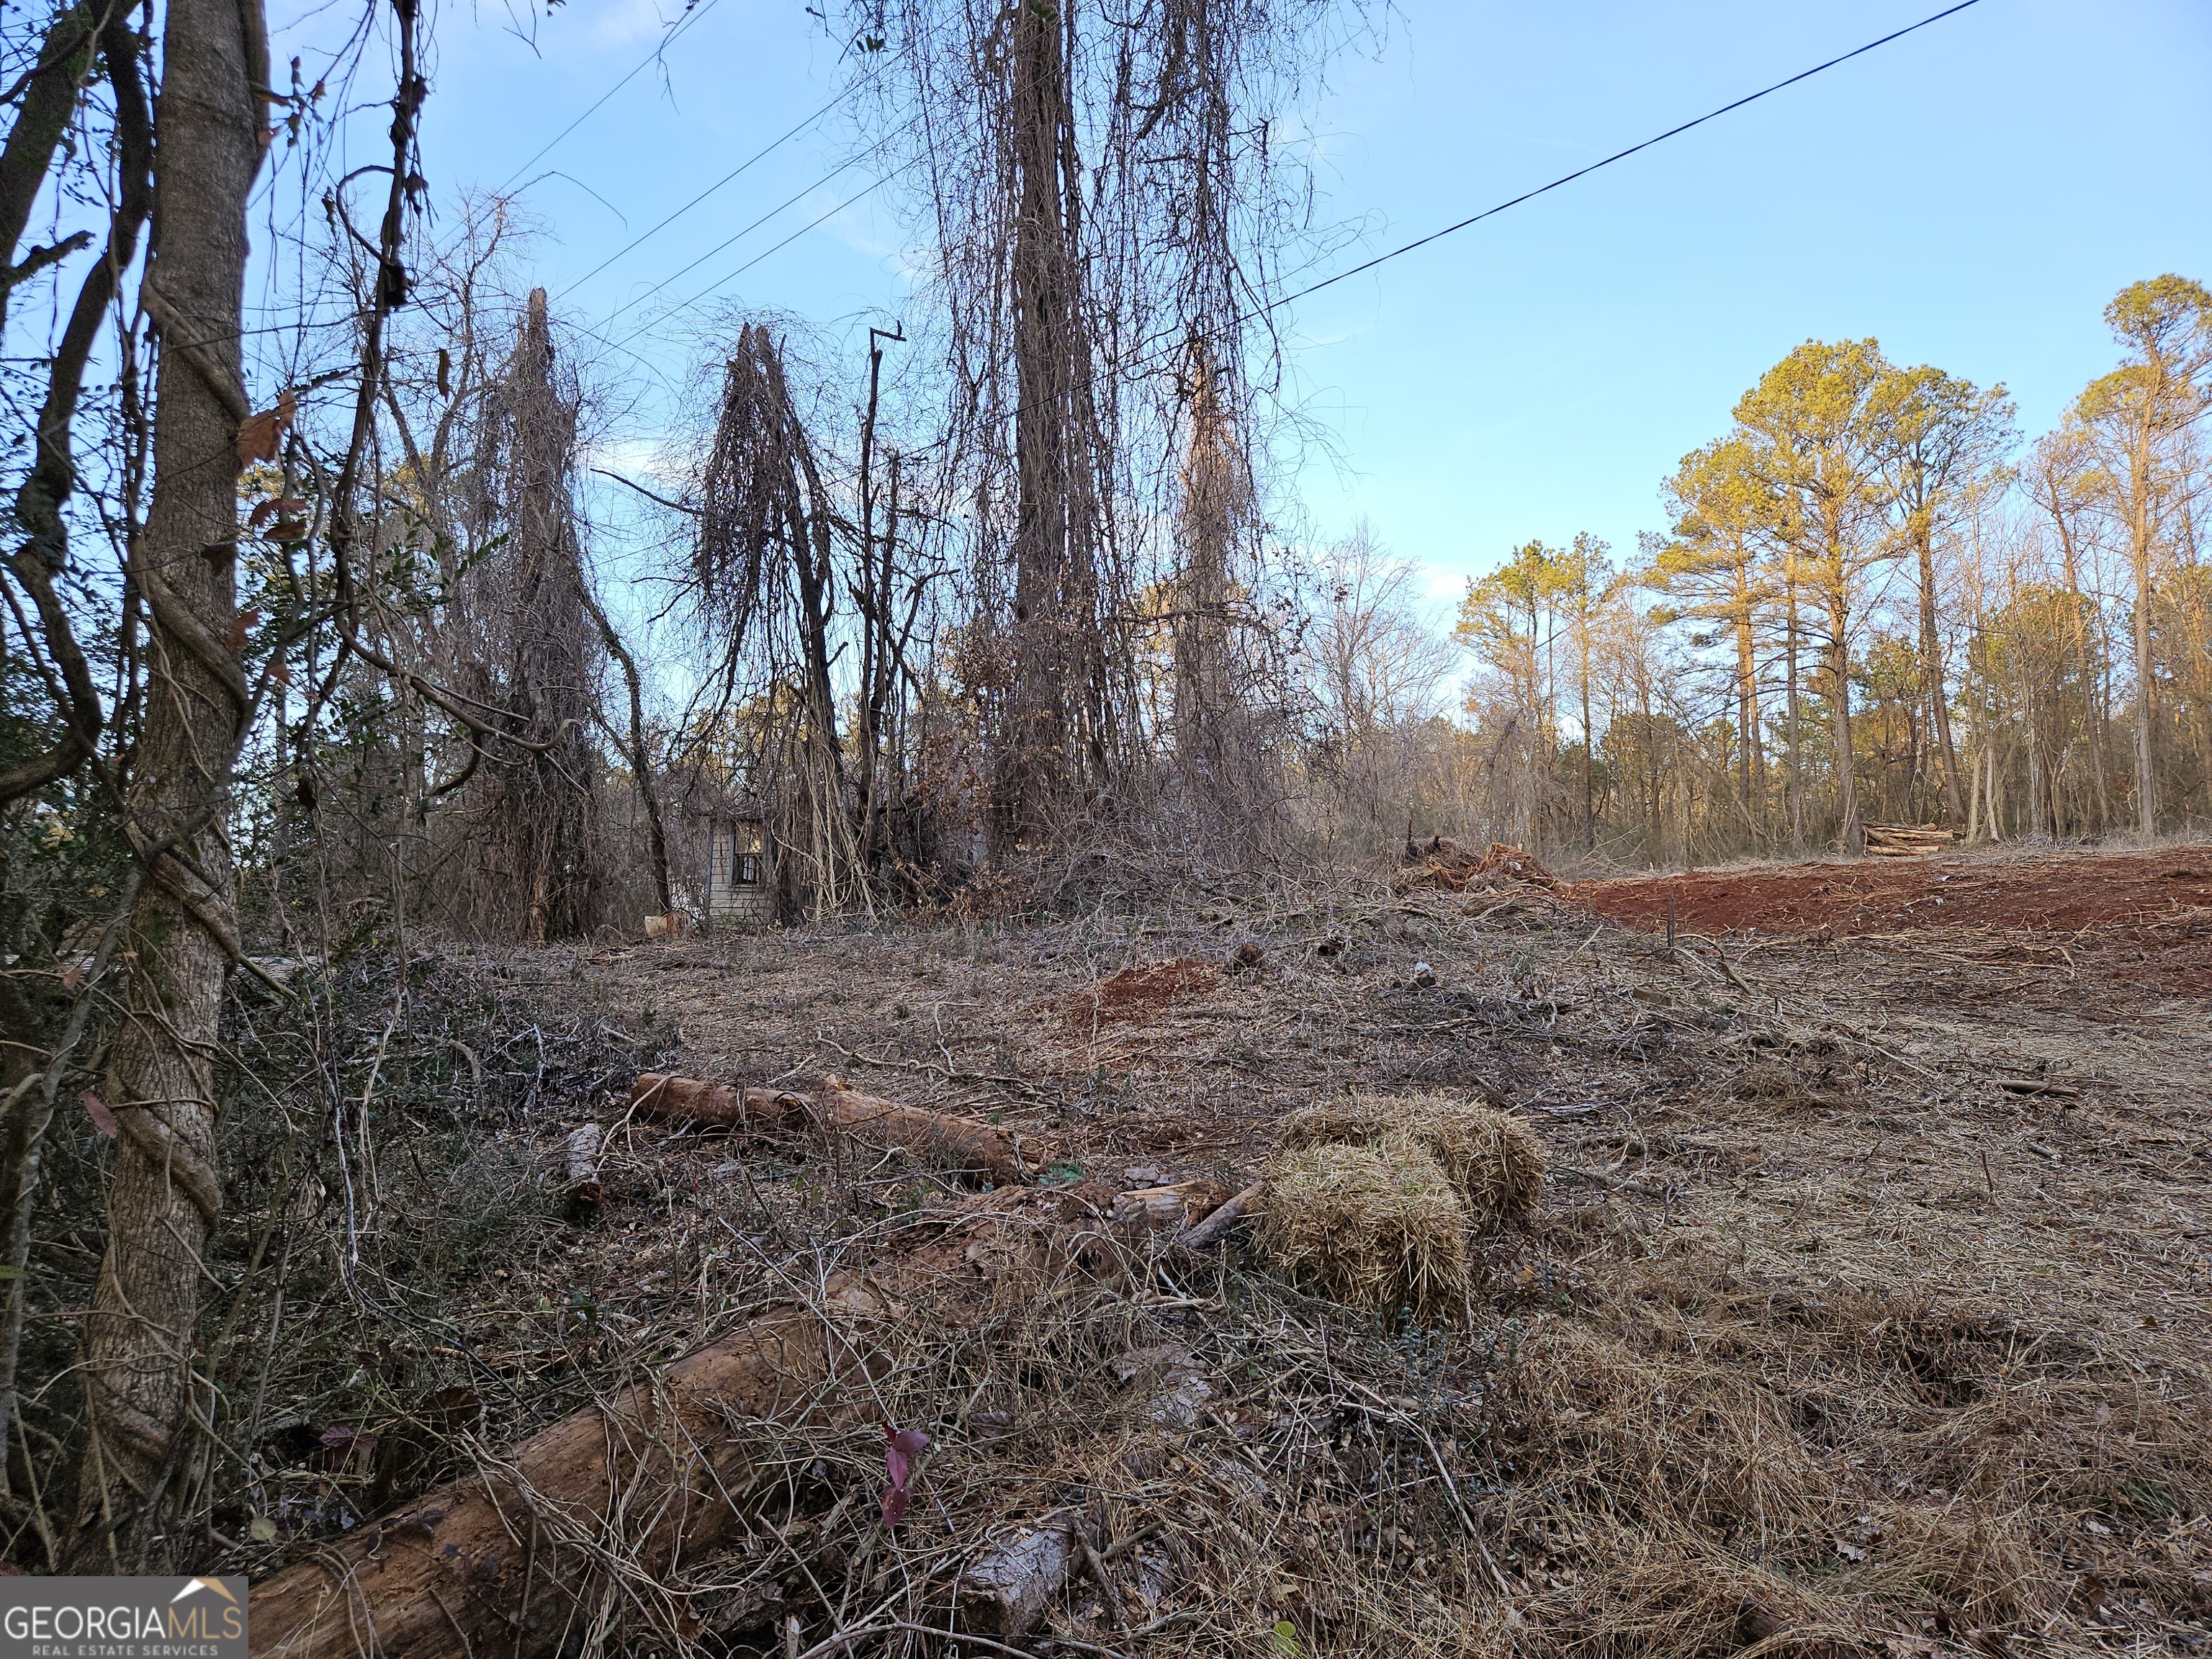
top-left (1439, 278), bottom-right (2212, 863)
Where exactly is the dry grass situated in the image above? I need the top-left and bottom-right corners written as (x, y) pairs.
top-left (181, 842), bottom-right (2212, 1658)
top-left (1254, 1134), bottom-right (1474, 1320)
top-left (1282, 1092), bottom-right (1548, 1224)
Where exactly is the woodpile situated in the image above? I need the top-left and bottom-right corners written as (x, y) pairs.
top-left (626, 1073), bottom-right (1033, 1182)
top-left (1862, 822), bottom-right (1961, 858)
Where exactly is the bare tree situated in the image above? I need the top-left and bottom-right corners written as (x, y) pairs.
top-left (847, 0), bottom-right (1365, 860)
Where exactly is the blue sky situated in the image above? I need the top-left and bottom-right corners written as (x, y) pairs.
top-left (284, 0), bottom-right (2212, 608)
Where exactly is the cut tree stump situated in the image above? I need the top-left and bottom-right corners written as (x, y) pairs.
top-left (564, 1123), bottom-right (603, 1219)
top-left (628, 1074), bottom-right (1033, 1182)
top-left (1106, 1178), bottom-right (1229, 1232)
top-left (248, 1276), bottom-right (889, 1659)
top-left (956, 1511), bottom-right (1079, 1637)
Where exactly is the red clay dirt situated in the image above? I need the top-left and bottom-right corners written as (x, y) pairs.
top-left (1568, 850), bottom-right (2212, 998)
top-left (1568, 850), bottom-right (2212, 938)
top-left (1068, 956), bottom-right (1220, 1031)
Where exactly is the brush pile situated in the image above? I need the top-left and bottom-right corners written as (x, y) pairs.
top-left (1393, 836), bottom-right (1563, 896)
top-left (1863, 821), bottom-right (1962, 858)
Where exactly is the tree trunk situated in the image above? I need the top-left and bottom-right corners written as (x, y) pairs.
top-left (1734, 594), bottom-right (1758, 830)
top-left (2130, 441), bottom-right (2157, 835)
top-left (499, 288), bottom-right (601, 941)
top-left (1174, 338), bottom-right (1237, 787)
top-left (577, 582), bottom-right (671, 915)
top-left (1578, 621), bottom-right (1594, 852)
top-left (249, 1282), bottom-right (885, 1659)
top-left (1784, 571), bottom-right (1803, 848)
top-left (1829, 610), bottom-right (1862, 856)
top-left (1915, 526), bottom-right (1964, 820)
top-left (68, 0), bottom-right (265, 1571)
top-left (0, 0), bottom-right (94, 336)
top-left (2054, 514), bottom-right (2111, 832)
top-left (998, 0), bottom-right (1102, 849)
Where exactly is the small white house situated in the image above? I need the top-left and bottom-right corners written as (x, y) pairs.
top-left (703, 811), bottom-right (775, 930)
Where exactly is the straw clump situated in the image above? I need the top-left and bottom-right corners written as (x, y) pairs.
top-left (1282, 1092), bottom-right (1547, 1224)
top-left (1254, 1134), bottom-right (1473, 1320)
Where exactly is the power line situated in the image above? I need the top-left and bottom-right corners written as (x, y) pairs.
top-left (495, 0), bottom-right (734, 193)
top-left (911, 0), bottom-right (1988, 452)
top-left (1272, 0), bottom-right (1987, 315)
top-left (588, 147), bottom-right (896, 336)
top-left (554, 71), bottom-right (889, 300)
top-left (605, 163), bottom-right (914, 354)
top-left (575, 0), bottom-right (1983, 403)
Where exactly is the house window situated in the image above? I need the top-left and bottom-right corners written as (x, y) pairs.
top-left (729, 824), bottom-right (763, 889)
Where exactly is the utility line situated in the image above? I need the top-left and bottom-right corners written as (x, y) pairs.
top-left (603, 163), bottom-right (915, 354)
top-left (495, 0), bottom-right (734, 192)
top-left (1271, 0), bottom-right (1986, 315)
top-left (590, 147), bottom-right (894, 333)
top-left (907, 0), bottom-right (1987, 452)
top-left (555, 70), bottom-right (889, 300)
top-left (572, 1), bottom-right (1982, 402)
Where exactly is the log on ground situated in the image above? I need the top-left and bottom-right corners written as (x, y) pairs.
top-left (628, 1074), bottom-right (1033, 1182)
top-left (248, 1275), bottom-right (889, 1659)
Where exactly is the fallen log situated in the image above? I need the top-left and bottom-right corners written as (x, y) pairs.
top-left (628, 1074), bottom-right (1033, 1182)
top-left (249, 1275), bottom-right (889, 1659)
top-left (1174, 1180), bottom-right (1261, 1250)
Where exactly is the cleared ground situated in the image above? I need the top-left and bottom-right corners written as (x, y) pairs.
top-left (249, 844), bottom-right (2212, 1657)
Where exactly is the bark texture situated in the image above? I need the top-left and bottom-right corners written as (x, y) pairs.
top-left (628, 1074), bottom-right (1033, 1182)
top-left (249, 1280), bottom-right (885, 1659)
top-left (68, 0), bottom-right (264, 1570)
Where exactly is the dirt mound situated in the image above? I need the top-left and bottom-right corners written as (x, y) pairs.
top-left (1395, 836), bottom-right (1561, 894)
top-left (1068, 956), bottom-right (1219, 1031)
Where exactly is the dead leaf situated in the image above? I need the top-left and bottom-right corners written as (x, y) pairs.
top-left (226, 606), bottom-right (263, 653)
top-left (249, 495), bottom-right (306, 532)
top-left (80, 1090), bottom-right (118, 1138)
top-left (59, 962), bottom-right (85, 992)
top-left (235, 386), bottom-right (297, 465)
